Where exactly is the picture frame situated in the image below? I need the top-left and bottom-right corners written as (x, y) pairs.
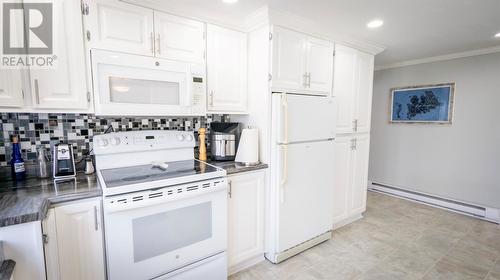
top-left (390, 83), bottom-right (455, 124)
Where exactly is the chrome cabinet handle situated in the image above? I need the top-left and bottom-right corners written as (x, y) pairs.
top-left (228, 181), bottom-right (232, 198)
top-left (353, 119), bottom-right (358, 132)
top-left (307, 73), bottom-right (311, 88)
top-left (34, 79), bottom-right (40, 104)
top-left (150, 32), bottom-right (154, 55)
top-left (156, 33), bottom-right (161, 55)
top-left (94, 205), bottom-right (99, 231)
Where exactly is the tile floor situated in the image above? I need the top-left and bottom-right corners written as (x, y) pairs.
top-left (230, 191), bottom-right (500, 280)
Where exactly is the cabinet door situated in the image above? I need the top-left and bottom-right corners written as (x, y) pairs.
top-left (30, 0), bottom-right (88, 110)
top-left (207, 24), bottom-right (247, 113)
top-left (333, 45), bottom-right (358, 134)
top-left (332, 136), bottom-right (353, 226)
top-left (350, 134), bottom-right (370, 216)
top-left (86, 0), bottom-right (154, 56)
top-left (54, 199), bottom-right (105, 280)
top-left (0, 70), bottom-right (24, 108)
top-left (306, 38), bottom-right (334, 94)
top-left (228, 171), bottom-right (265, 272)
top-left (354, 51), bottom-right (374, 133)
top-left (271, 26), bottom-right (307, 92)
top-left (154, 12), bottom-right (205, 63)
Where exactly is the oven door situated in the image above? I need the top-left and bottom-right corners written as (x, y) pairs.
top-left (103, 180), bottom-right (227, 280)
top-left (92, 49), bottom-right (205, 116)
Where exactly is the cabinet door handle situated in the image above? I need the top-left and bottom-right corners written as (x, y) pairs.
top-left (34, 79), bottom-right (40, 104)
top-left (303, 73), bottom-right (308, 88)
top-left (156, 33), bottom-right (161, 56)
top-left (228, 181), bottom-right (232, 198)
top-left (94, 205), bottom-right (99, 231)
top-left (150, 32), bottom-right (154, 55)
top-left (353, 119), bottom-right (358, 132)
top-left (307, 73), bottom-right (311, 88)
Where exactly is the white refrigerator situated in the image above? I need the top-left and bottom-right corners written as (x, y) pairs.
top-left (266, 92), bottom-right (336, 263)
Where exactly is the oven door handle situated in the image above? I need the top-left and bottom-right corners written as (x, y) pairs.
top-left (103, 183), bottom-right (228, 213)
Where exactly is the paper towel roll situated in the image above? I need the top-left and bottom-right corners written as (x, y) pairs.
top-left (235, 128), bottom-right (259, 165)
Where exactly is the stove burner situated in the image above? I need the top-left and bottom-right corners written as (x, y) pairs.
top-left (122, 175), bottom-right (151, 182)
top-left (99, 160), bottom-right (220, 189)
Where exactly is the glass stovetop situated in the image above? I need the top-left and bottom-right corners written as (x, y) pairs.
top-left (100, 160), bottom-right (220, 188)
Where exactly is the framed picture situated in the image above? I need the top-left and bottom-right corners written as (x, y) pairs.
top-left (390, 83), bottom-right (455, 124)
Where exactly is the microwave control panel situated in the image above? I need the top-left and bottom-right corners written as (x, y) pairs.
top-left (192, 76), bottom-right (206, 107)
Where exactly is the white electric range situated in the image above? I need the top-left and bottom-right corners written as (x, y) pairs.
top-left (93, 130), bottom-right (228, 280)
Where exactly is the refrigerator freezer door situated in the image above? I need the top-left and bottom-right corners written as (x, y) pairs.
top-left (274, 93), bottom-right (336, 144)
top-left (276, 140), bottom-right (335, 252)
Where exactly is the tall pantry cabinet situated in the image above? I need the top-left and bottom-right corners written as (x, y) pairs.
top-left (332, 45), bottom-right (374, 229)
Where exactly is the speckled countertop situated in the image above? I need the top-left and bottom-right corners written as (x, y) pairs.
top-left (0, 161), bottom-right (267, 228)
top-left (207, 161), bottom-right (268, 175)
top-left (0, 173), bottom-right (101, 227)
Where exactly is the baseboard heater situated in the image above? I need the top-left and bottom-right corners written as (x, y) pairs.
top-left (369, 181), bottom-right (500, 224)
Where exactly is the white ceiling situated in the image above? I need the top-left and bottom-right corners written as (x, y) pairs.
top-left (130, 0), bottom-right (500, 67)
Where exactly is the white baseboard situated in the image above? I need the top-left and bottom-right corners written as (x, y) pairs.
top-left (369, 181), bottom-right (500, 224)
top-left (228, 255), bottom-right (265, 276)
top-left (333, 214), bottom-right (363, 230)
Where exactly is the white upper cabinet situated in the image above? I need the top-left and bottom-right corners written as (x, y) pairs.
top-left (154, 12), bottom-right (205, 63)
top-left (333, 45), bottom-right (358, 134)
top-left (306, 38), bottom-right (334, 93)
top-left (86, 0), bottom-right (155, 56)
top-left (206, 24), bottom-right (247, 113)
top-left (0, 70), bottom-right (24, 108)
top-left (85, 1), bottom-right (206, 63)
top-left (271, 26), bottom-right (307, 91)
top-left (333, 45), bottom-right (374, 134)
top-left (271, 26), bottom-right (334, 95)
top-left (30, 0), bottom-right (89, 110)
top-left (354, 51), bottom-right (375, 133)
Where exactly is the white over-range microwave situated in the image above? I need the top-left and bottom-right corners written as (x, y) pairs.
top-left (91, 49), bottom-right (206, 116)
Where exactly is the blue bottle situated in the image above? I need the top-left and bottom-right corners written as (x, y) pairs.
top-left (10, 135), bottom-right (26, 181)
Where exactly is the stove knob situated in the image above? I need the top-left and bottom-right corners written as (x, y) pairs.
top-left (185, 134), bottom-right (194, 142)
top-left (177, 134), bottom-right (185, 141)
top-left (110, 137), bottom-right (121, 146)
top-left (99, 138), bottom-right (109, 147)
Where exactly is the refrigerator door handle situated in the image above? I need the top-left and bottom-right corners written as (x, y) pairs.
top-left (281, 92), bottom-right (289, 144)
top-left (280, 145), bottom-right (288, 203)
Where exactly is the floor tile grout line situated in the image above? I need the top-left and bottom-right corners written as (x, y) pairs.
top-left (483, 255), bottom-right (500, 280)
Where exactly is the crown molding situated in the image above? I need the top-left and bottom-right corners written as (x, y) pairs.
top-left (375, 45), bottom-right (500, 71)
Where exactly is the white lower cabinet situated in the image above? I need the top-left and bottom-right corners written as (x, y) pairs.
top-left (42, 198), bottom-right (105, 280)
top-left (227, 171), bottom-right (265, 275)
top-left (333, 134), bottom-right (370, 228)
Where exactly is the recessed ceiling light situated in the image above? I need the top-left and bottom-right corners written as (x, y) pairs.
top-left (222, 0), bottom-right (238, 3)
top-left (495, 32), bottom-right (500, 38)
top-left (367, 19), bottom-right (384, 29)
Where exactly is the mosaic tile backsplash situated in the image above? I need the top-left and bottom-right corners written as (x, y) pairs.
top-left (0, 113), bottom-right (228, 167)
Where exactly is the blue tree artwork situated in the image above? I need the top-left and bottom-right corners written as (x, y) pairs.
top-left (391, 84), bottom-right (454, 123)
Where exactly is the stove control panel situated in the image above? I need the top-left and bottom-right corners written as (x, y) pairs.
top-left (93, 130), bottom-right (196, 155)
